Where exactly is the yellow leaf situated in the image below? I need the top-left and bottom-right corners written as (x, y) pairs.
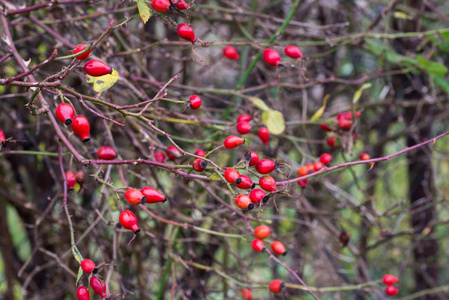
top-left (86, 69), bottom-right (119, 92)
top-left (261, 110), bottom-right (285, 135)
top-left (137, 0), bottom-right (151, 24)
top-left (393, 11), bottom-right (412, 20)
top-left (310, 94), bottom-right (329, 121)
top-left (249, 97), bottom-right (271, 111)
top-left (353, 83), bottom-right (372, 104)
top-left (209, 173), bottom-right (221, 181)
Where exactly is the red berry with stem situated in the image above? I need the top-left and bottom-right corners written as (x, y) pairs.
top-left (235, 175), bottom-right (255, 190)
top-left (298, 178), bottom-right (308, 188)
top-left (90, 276), bottom-right (107, 298)
top-left (151, 0), bottom-right (170, 12)
top-left (56, 103), bottom-right (75, 125)
top-left (385, 286), bottom-right (399, 296)
top-left (175, 0), bottom-right (189, 9)
top-left (189, 95), bottom-right (202, 110)
top-left (76, 286), bottom-right (90, 300)
top-left (246, 151), bottom-right (259, 167)
top-left (119, 210), bottom-right (140, 234)
top-left (263, 48), bottom-right (281, 66)
top-left (313, 161), bottom-right (324, 172)
top-left (259, 175), bottom-right (277, 192)
top-left (80, 259), bottom-right (96, 274)
top-left (73, 44), bottom-right (91, 60)
top-left (195, 149), bottom-right (206, 157)
top-left (65, 171), bottom-right (76, 190)
top-left (320, 153), bottom-right (332, 165)
top-left (297, 166), bottom-right (311, 177)
top-left (192, 158), bottom-right (207, 172)
top-left (235, 194), bottom-right (254, 210)
top-left (254, 225), bottom-right (271, 239)
top-left (71, 115), bottom-right (90, 142)
top-left (241, 288), bottom-right (252, 300)
top-left (0, 129), bottom-right (4, 142)
top-left (271, 241), bottom-right (287, 256)
top-left (255, 159), bottom-right (278, 174)
top-left (360, 153), bottom-right (370, 160)
top-left (177, 23), bottom-right (196, 42)
top-left (97, 146), bottom-right (117, 160)
top-left (125, 189), bottom-right (146, 205)
top-left (83, 60), bottom-right (112, 77)
top-left (236, 122), bottom-right (251, 135)
top-left (383, 274), bottom-right (399, 285)
top-left (319, 123), bottom-right (332, 132)
top-left (166, 146), bottom-right (181, 160)
top-left (224, 136), bottom-right (245, 149)
top-left (284, 45), bottom-right (302, 59)
top-left (249, 189), bottom-right (267, 204)
top-left (154, 151), bottom-right (166, 162)
top-left (224, 168), bottom-right (240, 184)
top-left (251, 238), bottom-right (265, 252)
top-left (258, 127), bottom-right (270, 145)
top-left (237, 114), bottom-right (252, 123)
top-left (269, 280), bottom-right (283, 293)
top-left (141, 186), bottom-right (166, 203)
top-left (338, 118), bottom-right (352, 130)
top-left (223, 46), bottom-right (239, 60)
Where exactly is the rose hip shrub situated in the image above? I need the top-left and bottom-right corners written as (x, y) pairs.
top-left (0, 1), bottom-right (448, 299)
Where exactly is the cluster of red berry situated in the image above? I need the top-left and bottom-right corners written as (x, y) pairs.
top-left (263, 46), bottom-right (303, 66)
top-left (73, 43), bottom-right (113, 77)
top-left (296, 153), bottom-right (332, 188)
top-left (76, 259), bottom-right (107, 299)
top-left (383, 274), bottom-right (399, 296)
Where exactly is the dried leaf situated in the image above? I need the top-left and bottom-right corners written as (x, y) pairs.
top-left (137, 0), bottom-right (151, 24)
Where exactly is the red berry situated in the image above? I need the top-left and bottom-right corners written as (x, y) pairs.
top-left (189, 95), bottom-right (202, 110)
top-left (73, 44), bottom-right (91, 60)
top-left (263, 48), bottom-right (281, 66)
top-left (337, 111), bottom-right (361, 120)
top-left (192, 158), bottom-right (207, 172)
top-left (224, 168), bottom-right (240, 184)
top-left (254, 225), bottom-right (271, 239)
top-left (151, 0), bottom-right (170, 12)
top-left (320, 153), bottom-right (332, 165)
top-left (327, 136), bottom-right (337, 148)
top-left (195, 149), bottom-right (206, 157)
top-left (97, 146), bottom-right (117, 160)
top-left (223, 46), bottom-right (239, 60)
top-left (80, 259), bottom-right (96, 274)
top-left (258, 127), bottom-right (270, 145)
top-left (247, 151), bottom-right (259, 167)
top-left (271, 241), bottom-right (287, 256)
top-left (297, 166), bottom-right (311, 177)
top-left (259, 175), bottom-right (276, 192)
top-left (166, 146), bottom-right (181, 160)
top-left (154, 151), bottom-right (166, 162)
top-left (65, 171), bottom-right (76, 190)
top-left (76, 286), bottom-right (90, 300)
top-left (75, 171), bottom-right (84, 184)
top-left (255, 159), bottom-right (277, 174)
top-left (297, 178), bottom-right (308, 188)
top-left (224, 136), bottom-right (245, 149)
top-left (0, 129), bottom-right (4, 142)
top-left (236, 122), bottom-right (251, 135)
top-left (71, 115), bottom-right (90, 142)
top-left (319, 123), bottom-right (332, 132)
top-left (235, 175), bottom-right (255, 190)
top-left (237, 114), bottom-right (252, 123)
top-left (383, 274), bottom-right (399, 285)
top-left (119, 210), bottom-right (140, 233)
top-left (90, 276), bottom-right (107, 298)
top-left (241, 288), bottom-right (252, 300)
top-left (249, 189), bottom-right (267, 204)
top-left (284, 45), bottom-right (302, 59)
top-left (56, 103), bottom-right (75, 125)
top-left (175, 0), bottom-right (189, 9)
top-left (338, 118), bottom-right (352, 130)
top-left (235, 194), bottom-right (254, 210)
top-left (313, 161), bottom-right (324, 172)
top-left (269, 280), bottom-right (283, 293)
top-left (83, 60), bottom-right (112, 77)
top-left (360, 153), bottom-right (370, 160)
top-left (141, 186), bottom-right (166, 203)
top-left (251, 238), bottom-right (265, 252)
top-left (177, 23), bottom-right (196, 42)
top-left (125, 188), bottom-right (146, 205)
top-left (385, 286), bottom-right (399, 296)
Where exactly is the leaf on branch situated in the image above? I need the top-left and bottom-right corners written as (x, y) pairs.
top-left (310, 94), bottom-right (329, 121)
top-left (209, 173), bottom-right (221, 181)
top-left (249, 97), bottom-right (271, 111)
top-left (137, 0), bottom-right (151, 24)
top-left (262, 110), bottom-right (285, 135)
top-left (353, 83), bottom-right (372, 104)
top-left (76, 266), bottom-right (83, 285)
top-left (393, 11), bottom-right (413, 20)
top-left (86, 69), bottom-right (119, 92)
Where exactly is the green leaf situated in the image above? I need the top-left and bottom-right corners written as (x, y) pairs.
top-left (249, 97), bottom-right (271, 111)
top-left (137, 0), bottom-right (151, 24)
top-left (76, 266), bottom-right (83, 285)
top-left (432, 75), bottom-right (449, 94)
top-left (86, 69), bottom-right (119, 92)
top-left (353, 83), bottom-right (372, 104)
top-left (209, 173), bottom-right (221, 181)
top-left (417, 55), bottom-right (448, 77)
top-left (310, 95), bottom-right (329, 121)
top-left (261, 110), bottom-right (285, 135)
